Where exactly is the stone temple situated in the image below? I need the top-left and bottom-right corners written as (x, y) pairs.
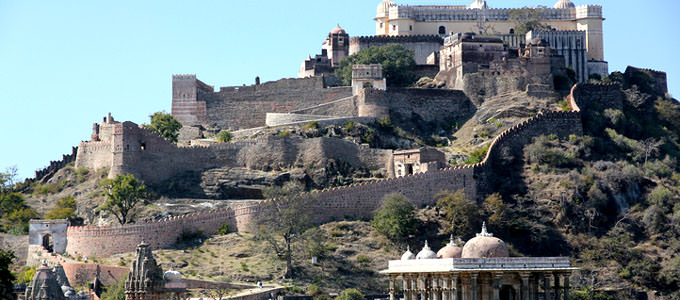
top-left (381, 223), bottom-right (576, 300)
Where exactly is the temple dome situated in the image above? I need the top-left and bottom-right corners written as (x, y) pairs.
top-left (436, 235), bottom-right (463, 258)
top-left (461, 222), bottom-right (509, 258)
top-left (554, 0), bottom-right (575, 9)
top-left (164, 270), bottom-right (183, 281)
top-left (377, 0), bottom-right (396, 18)
top-left (468, 0), bottom-right (488, 9)
top-left (401, 246), bottom-right (416, 260)
top-left (330, 25), bottom-right (347, 35)
top-left (416, 241), bottom-right (437, 259)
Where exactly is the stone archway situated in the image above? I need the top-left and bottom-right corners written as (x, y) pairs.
top-left (500, 285), bottom-right (516, 300)
top-left (42, 234), bottom-right (54, 252)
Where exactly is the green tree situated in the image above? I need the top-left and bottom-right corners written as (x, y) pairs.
top-left (435, 190), bottom-right (482, 238)
top-left (508, 8), bottom-right (552, 36)
top-left (100, 275), bottom-right (126, 300)
top-left (0, 248), bottom-right (16, 300)
top-left (0, 192), bottom-right (38, 234)
top-left (45, 196), bottom-right (77, 220)
top-left (371, 193), bottom-right (418, 245)
top-left (335, 44), bottom-right (417, 87)
top-left (255, 183), bottom-right (313, 278)
top-left (98, 174), bottom-right (148, 225)
top-left (0, 166), bottom-right (18, 193)
top-left (142, 111), bottom-right (183, 143)
top-left (335, 288), bottom-right (364, 300)
top-left (216, 130), bottom-right (233, 143)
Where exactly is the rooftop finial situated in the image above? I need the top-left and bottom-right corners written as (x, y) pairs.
top-left (477, 221), bottom-right (493, 237)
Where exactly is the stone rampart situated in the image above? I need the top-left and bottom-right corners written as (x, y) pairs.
top-left (75, 141), bottom-right (112, 172)
top-left (27, 147), bottom-right (78, 184)
top-left (624, 66), bottom-right (668, 95)
top-left (568, 83), bottom-right (624, 111)
top-left (289, 96), bottom-right (358, 116)
top-left (174, 76), bottom-right (353, 130)
top-left (68, 97), bottom-right (588, 257)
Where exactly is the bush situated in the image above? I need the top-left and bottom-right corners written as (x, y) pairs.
top-left (377, 117), bottom-right (393, 130)
top-left (335, 289), bottom-right (364, 300)
top-left (307, 285), bottom-right (322, 296)
top-left (278, 130), bottom-right (291, 137)
top-left (15, 265), bottom-right (36, 284)
top-left (465, 145), bottom-right (489, 165)
top-left (302, 121), bottom-right (320, 130)
top-left (45, 196), bottom-right (77, 220)
top-left (356, 255), bottom-right (371, 264)
top-left (216, 130), bottom-right (233, 143)
top-left (100, 275), bottom-right (126, 300)
top-left (343, 121), bottom-right (355, 131)
top-left (371, 194), bottom-right (417, 244)
top-left (142, 111), bottom-right (182, 143)
top-left (435, 190), bottom-right (481, 238)
top-left (217, 223), bottom-right (229, 235)
top-left (525, 135), bottom-right (578, 168)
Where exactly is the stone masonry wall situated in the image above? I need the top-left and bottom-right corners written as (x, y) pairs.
top-left (26, 147), bottom-right (78, 185)
top-left (195, 77), bottom-right (352, 130)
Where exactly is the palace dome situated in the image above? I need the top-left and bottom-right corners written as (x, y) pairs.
top-left (330, 25), bottom-right (347, 35)
top-left (377, 0), bottom-right (396, 18)
top-left (461, 223), bottom-right (509, 258)
top-left (416, 241), bottom-right (437, 259)
top-left (554, 0), bottom-right (575, 9)
top-left (401, 246), bottom-right (416, 260)
top-left (436, 235), bottom-right (463, 258)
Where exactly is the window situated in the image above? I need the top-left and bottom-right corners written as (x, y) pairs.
top-left (380, 23), bottom-right (384, 28)
top-left (392, 25), bottom-right (397, 31)
top-left (438, 26), bottom-right (446, 35)
top-left (140, 143), bottom-right (146, 150)
top-left (509, 28), bottom-right (515, 34)
top-left (409, 25), bottom-right (413, 31)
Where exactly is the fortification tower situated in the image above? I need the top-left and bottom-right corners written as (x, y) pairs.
top-left (326, 25), bottom-right (350, 67)
top-left (575, 5), bottom-right (604, 62)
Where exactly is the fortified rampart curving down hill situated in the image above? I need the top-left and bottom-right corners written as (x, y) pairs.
top-left (58, 83), bottom-right (607, 258)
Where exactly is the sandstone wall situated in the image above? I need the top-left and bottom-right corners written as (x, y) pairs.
top-left (569, 83), bottom-right (624, 111)
top-left (201, 77), bottom-right (352, 130)
top-left (75, 142), bottom-right (112, 172)
top-left (289, 96), bottom-right (358, 116)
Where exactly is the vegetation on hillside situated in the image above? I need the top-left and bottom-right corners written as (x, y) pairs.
top-left (142, 111), bottom-right (183, 143)
top-left (1, 167), bottom-right (39, 234)
top-left (0, 248), bottom-right (15, 300)
top-left (335, 44), bottom-right (417, 87)
top-left (98, 174), bottom-right (148, 224)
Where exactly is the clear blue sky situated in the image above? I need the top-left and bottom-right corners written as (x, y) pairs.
top-left (1, 0), bottom-right (678, 181)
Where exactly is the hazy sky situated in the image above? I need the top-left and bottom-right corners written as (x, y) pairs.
top-left (1, 0), bottom-right (678, 180)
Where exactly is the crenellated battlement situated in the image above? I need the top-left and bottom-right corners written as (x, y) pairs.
top-left (350, 35), bottom-right (443, 44)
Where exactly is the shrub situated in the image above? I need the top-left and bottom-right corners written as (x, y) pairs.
top-left (525, 135), bottom-right (578, 168)
top-left (335, 44), bottom-right (417, 87)
top-left (356, 255), bottom-right (371, 264)
top-left (465, 145), bottom-right (489, 165)
top-left (343, 121), bottom-right (355, 131)
top-left (372, 194), bottom-right (417, 244)
top-left (45, 196), bottom-right (77, 220)
top-left (142, 112), bottom-right (182, 143)
top-left (335, 289), bottom-right (364, 300)
top-left (435, 190), bottom-right (481, 238)
top-left (217, 223), bottom-right (229, 235)
top-left (302, 121), bottom-right (320, 130)
top-left (15, 265), bottom-right (37, 284)
top-left (377, 117), bottom-right (393, 130)
top-left (216, 130), bottom-right (233, 143)
top-left (307, 285), bottom-right (322, 296)
top-left (278, 130), bottom-right (291, 137)
top-left (100, 274), bottom-right (126, 300)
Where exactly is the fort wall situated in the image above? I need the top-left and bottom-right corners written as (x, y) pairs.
top-left (25, 147), bottom-right (78, 185)
top-left (172, 76), bottom-right (353, 130)
top-left (289, 96), bottom-right (358, 116)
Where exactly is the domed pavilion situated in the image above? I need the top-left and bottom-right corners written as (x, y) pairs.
top-left (381, 223), bottom-right (576, 300)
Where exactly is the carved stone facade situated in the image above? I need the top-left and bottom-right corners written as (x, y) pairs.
top-left (125, 242), bottom-right (186, 300)
top-left (24, 263), bottom-right (66, 300)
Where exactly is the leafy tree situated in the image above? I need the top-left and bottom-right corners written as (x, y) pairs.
top-left (0, 192), bottom-right (38, 234)
top-left (142, 111), bottom-right (182, 143)
top-left (45, 196), bottom-right (77, 220)
top-left (435, 190), bottom-right (482, 238)
top-left (100, 274), bottom-right (126, 300)
top-left (508, 8), bottom-right (552, 36)
top-left (335, 289), bottom-right (364, 300)
top-left (0, 166), bottom-right (18, 192)
top-left (255, 183), bottom-right (313, 278)
top-left (0, 248), bottom-right (16, 300)
top-left (216, 130), bottom-right (233, 143)
top-left (335, 44), bottom-right (417, 87)
top-left (98, 174), bottom-right (148, 225)
top-left (371, 193), bottom-right (417, 245)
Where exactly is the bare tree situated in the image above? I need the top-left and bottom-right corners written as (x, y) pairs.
top-left (639, 137), bottom-right (664, 165)
top-left (255, 183), bottom-right (314, 279)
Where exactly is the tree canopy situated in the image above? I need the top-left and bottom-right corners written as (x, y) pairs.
top-left (335, 44), bottom-right (417, 87)
top-left (435, 190), bottom-right (482, 239)
top-left (142, 111), bottom-right (183, 143)
top-left (371, 193), bottom-right (418, 245)
top-left (45, 196), bottom-right (77, 220)
top-left (98, 174), bottom-right (148, 225)
top-left (508, 8), bottom-right (552, 36)
top-left (0, 248), bottom-right (15, 300)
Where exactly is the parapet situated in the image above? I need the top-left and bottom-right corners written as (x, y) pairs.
top-left (575, 5), bottom-right (603, 19)
top-left (350, 35), bottom-right (443, 44)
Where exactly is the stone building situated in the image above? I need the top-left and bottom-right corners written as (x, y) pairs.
top-left (526, 31), bottom-right (591, 82)
top-left (374, 0), bottom-right (605, 65)
top-left (382, 224), bottom-right (576, 300)
top-left (299, 25), bottom-right (350, 78)
top-left (349, 35), bottom-right (444, 66)
top-left (28, 219), bottom-right (68, 254)
top-left (352, 64), bottom-right (387, 95)
top-left (24, 263), bottom-right (66, 300)
top-left (125, 242), bottom-right (187, 300)
top-left (393, 148), bottom-right (446, 178)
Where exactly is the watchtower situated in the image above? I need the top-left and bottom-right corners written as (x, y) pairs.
top-left (326, 25), bottom-right (350, 67)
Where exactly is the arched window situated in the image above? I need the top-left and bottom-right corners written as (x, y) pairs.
top-left (42, 234), bottom-right (53, 252)
top-left (438, 26), bottom-right (446, 35)
top-left (509, 28), bottom-right (515, 34)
